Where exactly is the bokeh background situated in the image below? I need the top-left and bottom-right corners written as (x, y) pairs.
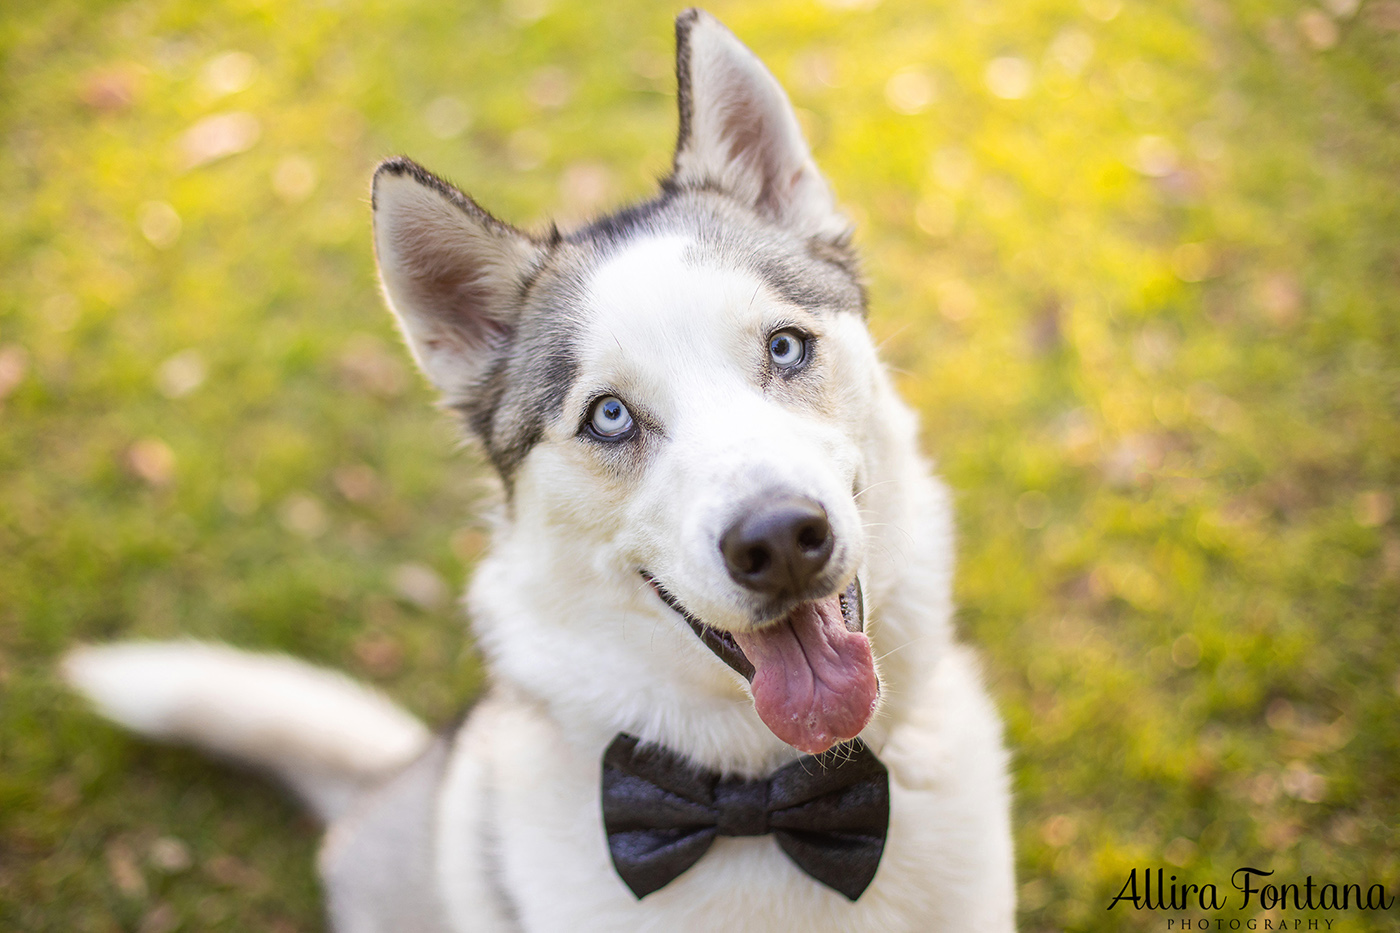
top-left (2, 0), bottom-right (1398, 929)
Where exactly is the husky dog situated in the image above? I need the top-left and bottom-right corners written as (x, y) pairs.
top-left (65, 9), bottom-right (1014, 931)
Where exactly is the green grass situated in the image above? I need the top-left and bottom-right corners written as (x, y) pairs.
top-left (2, 0), bottom-right (1398, 930)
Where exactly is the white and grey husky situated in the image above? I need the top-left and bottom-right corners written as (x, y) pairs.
top-left (65, 10), bottom-right (1015, 931)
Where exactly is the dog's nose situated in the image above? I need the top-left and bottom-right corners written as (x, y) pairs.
top-left (721, 496), bottom-right (834, 597)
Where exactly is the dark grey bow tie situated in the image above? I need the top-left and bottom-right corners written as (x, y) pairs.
top-left (600, 733), bottom-right (889, 901)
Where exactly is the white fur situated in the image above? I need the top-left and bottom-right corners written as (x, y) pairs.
top-left (436, 234), bottom-right (1015, 930)
top-left (62, 642), bottom-right (431, 820)
top-left (474, 236), bottom-right (896, 774)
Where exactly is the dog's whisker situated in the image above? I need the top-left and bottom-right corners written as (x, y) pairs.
top-left (872, 322), bottom-right (914, 352)
top-left (853, 479), bottom-right (898, 500)
top-left (873, 634), bottom-right (938, 664)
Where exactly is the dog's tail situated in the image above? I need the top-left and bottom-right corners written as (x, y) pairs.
top-left (62, 641), bottom-right (433, 822)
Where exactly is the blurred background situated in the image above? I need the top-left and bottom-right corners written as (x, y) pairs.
top-left (2, 0), bottom-right (1398, 929)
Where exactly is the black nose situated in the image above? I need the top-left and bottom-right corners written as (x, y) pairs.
top-left (720, 496), bottom-right (834, 597)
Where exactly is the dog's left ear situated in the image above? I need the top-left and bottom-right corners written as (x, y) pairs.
top-left (670, 9), bottom-right (849, 243)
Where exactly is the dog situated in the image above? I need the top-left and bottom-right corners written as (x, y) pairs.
top-left (64, 10), bottom-right (1015, 931)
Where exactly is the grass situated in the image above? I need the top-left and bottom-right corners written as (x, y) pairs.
top-left (2, 0), bottom-right (1398, 929)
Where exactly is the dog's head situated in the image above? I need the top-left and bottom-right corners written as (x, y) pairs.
top-left (372, 10), bottom-right (903, 756)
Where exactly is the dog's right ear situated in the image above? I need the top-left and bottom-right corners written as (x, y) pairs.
top-left (371, 157), bottom-right (544, 402)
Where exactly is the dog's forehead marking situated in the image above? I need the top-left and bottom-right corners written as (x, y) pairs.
top-left (587, 235), bottom-right (696, 314)
top-left (582, 234), bottom-right (772, 370)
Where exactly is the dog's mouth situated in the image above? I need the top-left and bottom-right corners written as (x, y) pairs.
top-left (641, 572), bottom-right (878, 754)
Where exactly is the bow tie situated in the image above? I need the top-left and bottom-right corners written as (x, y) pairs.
top-left (601, 733), bottom-right (889, 901)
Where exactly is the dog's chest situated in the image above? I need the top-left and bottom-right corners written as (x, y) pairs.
top-left (433, 664), bottom-right (1013, 933)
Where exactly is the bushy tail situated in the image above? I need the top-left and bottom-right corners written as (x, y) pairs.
top-left (63, 641), bottom-right (432, 822)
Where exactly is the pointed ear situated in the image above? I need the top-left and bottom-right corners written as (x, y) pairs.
top-left (371, 157), bottom-right (545, 402)
top-left (670, 9), bottom-right (848, 241)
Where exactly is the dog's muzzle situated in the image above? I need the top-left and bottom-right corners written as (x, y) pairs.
top-left (641, 572), bottom-right (864, 683)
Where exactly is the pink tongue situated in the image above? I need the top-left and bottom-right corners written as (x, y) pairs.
top-left (732, 593), bottom-right (879, 755)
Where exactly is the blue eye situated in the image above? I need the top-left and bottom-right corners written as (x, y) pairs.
top-left (589, 395), bottom-right (634, 439)
top-left (768, 330), bottom-right (806, 368)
